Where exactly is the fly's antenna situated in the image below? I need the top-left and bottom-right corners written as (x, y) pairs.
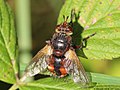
top-left (63, 15), bottom-right (69, 22)
top-left (63, 15), bottom-right (65, 21)
top-left (66, 16), bottom-right (69, 21)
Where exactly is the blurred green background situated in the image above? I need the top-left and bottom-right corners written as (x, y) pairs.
top-left (0, 0), bottom-right (119, 89)
top-left (7, 0), bottom-right (120, 77)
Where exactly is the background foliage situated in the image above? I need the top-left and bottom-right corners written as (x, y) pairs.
top-left (0, 0), bottom-right (18, 84)
top-left (0, 0), bottom-right (120, 90)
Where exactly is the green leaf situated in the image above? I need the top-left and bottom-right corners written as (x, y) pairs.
top-left (10, 0), bottom-right (120, 89)
top-left (92, 73), bottom-right (120, 89)
top-left (58, 0), bottom-right (120, 60)
top-left (91, 73), bottom-right (120, 85)
top-left (18, 73), bottom-right (120, 90)
top-left (0, 0), bottom-right (18, 84)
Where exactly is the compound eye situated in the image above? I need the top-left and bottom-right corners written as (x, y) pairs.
top-left (65, 28), bottom-right (73, 35)
top-left (65, 29), bottom-right (69, 32)
top-left (58, 29), bottom-right (61, 31)
top-left (56, 28), bottom-right (61, 33)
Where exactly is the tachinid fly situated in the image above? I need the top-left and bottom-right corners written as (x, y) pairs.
top-left (23, 10), bottom-right (96, 85)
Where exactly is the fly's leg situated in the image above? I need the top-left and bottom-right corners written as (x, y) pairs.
top-left (73, 32), bottom-right (96, 49)
top-left (69, 9), bottom-right (75, 26)
top-left (83, 32), bottom-right (96, 41)
top-left (82, 32), bottom-right (96, 48)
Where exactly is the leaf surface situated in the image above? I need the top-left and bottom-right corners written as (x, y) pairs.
top-left (15, 0), bottom-right (120, 89)
top-left (19, 73), bottom-right (120, 90)
top-left (0, 0), bottom-right (17, 84)
top-left (58, 0), bottom-right (120, 60)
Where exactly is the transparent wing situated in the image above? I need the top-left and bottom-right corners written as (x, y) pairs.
top-left (25, 44), bottom-right (53, 77)
top-left (65, 48), bottom-right (89, 84)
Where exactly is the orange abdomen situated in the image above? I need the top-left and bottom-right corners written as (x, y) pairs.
top-left (48, 65), bottom-right (54, 72)
top-left (59, 67), bottom-right (67, 76)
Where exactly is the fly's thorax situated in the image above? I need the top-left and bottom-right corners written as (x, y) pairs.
top-left (51, 33), bottom-right (70, 57)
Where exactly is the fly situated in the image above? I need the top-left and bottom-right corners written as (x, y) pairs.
top-left (23, 10), bottom-right (96, 85)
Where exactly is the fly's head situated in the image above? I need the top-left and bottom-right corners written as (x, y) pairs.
top-left (55, 16), bottom-right (73, 36)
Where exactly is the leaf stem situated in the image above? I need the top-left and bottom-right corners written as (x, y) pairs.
top-left (9, 83), bottom-right (18, 90)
